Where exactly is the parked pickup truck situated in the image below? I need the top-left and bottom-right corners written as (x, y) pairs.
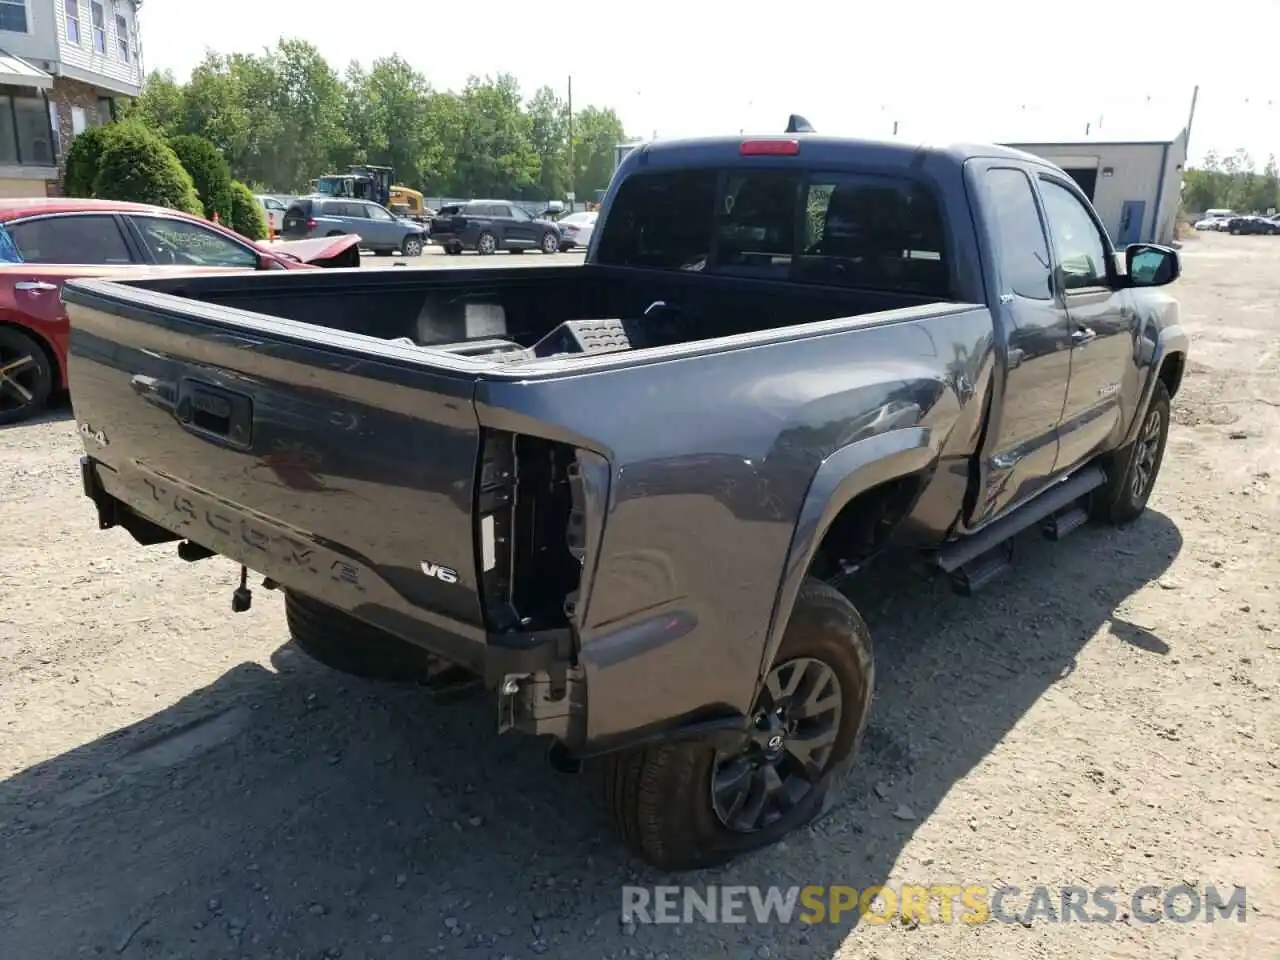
top-left (64, 129), bottom-right (1186, 871)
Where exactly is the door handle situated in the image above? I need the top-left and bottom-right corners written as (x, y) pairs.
top-left (1071, 327), bottom-right (1097, 346)
top-left (15, 280), bottom-right (58, 292)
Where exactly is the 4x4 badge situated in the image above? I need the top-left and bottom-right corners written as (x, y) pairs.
top-left (78, 422), bottom-right (108, 446)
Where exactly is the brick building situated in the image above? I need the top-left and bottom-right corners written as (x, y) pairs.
top-left (0, 0), bottom-right (142, 197)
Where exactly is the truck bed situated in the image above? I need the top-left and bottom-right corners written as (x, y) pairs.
top-left (118, 263), bottom-right (944, 360)
top-left (64, 264), bottom-right (987, 744)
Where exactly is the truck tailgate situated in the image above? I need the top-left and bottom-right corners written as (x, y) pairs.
top-left (64, 277), bottom-right (490, 668)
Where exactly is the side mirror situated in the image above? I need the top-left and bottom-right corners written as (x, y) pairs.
top-left (1125, 243), bottom-right (1180, 287)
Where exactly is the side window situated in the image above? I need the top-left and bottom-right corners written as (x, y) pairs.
top-left (131, 217), bottom-right (259, 268)
top-left (795, 173), bottom-right (949, 296)
top-left (594, 169), bottom-right (717, 271)
top-left (709, 171), bottom-right (798, 277)
top-left (340, 202), bottom-right (367, 219)
top-left (1038, 178), bottom-right (1110, 290)
top-left (509, 206), bottom-right (531, 221)
top-left (364, 204), bottom-right (394, 221)
top-left (983, 168), bottom-right (1051, 300)
top-left (8, 216), bottom-right (134, 264)
top-left (493, 205), bottom-right (513, 218)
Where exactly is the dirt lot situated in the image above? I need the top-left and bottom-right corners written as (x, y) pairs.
top-left (1, 231), bottom-right (1277, 960)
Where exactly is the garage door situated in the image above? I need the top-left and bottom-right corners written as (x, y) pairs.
top-left (0, 178), bottom-right (46, 198)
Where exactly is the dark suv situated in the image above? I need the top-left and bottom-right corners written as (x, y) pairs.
top-left (429, 200), bottom-right (564, 255)
top-left (282, 197), bottom-right (427, 256)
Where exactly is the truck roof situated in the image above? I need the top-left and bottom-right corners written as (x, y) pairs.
top-left (619, 134), bottom-right (1058, 174)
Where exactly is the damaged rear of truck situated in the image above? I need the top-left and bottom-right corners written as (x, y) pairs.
top-left (65, 131), bottom-right (1185, 869)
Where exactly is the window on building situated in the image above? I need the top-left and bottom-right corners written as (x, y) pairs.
top-left (48, 100), bottom-right (60, 156)
top-left (64, 0), bottom-right (80, 43)
top-left (95, 96), bottom-right (113, 125)
top-left (115, 13), bottom-right (128, 60)
top-left (90, 0), bottom-right (105, 53)
top-left (13, 96), bottom-right (53, 165)
top-left (0, 0), bottom-right (28, 33)
top-left (0, 91), bottom-right (57, 166)
top-left (71, 105), bottom-right (86, 135)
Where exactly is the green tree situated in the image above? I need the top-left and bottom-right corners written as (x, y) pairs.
top-left (571, 105), bottom-right (626, 197)
top-left (168, 133), bottom-right (233, 222)
top-left (228, 180), bottom-right (267, 239)
top-left (63, 123), bottom-right (119, 197)
top-left (450, 75), bottom-right (540, 198)
top-left (124, 70), bottom-right (186, 134)
top-left (92, 122), bottom-right (202, 214)
top-left (526, 86), bottom-right (569, 200)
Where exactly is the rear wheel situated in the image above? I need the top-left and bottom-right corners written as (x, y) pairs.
top-left (402, 236), bottom-right (424, 257)
top-left (284, 592), bottom-right (439, 682)
top-left (476, 231), bottom-right (498, 255)
top-left (444, 243), bottom-right (462, 256)
top-left (604, 579), bottom-right (874, 870)
top-left (540, 231), bottom-right (559, 254)
top-left (0, 325), bottom-right (53, 426)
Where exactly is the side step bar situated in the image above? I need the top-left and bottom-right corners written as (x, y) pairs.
top-left (938, 465), bottom-right (1107, 575)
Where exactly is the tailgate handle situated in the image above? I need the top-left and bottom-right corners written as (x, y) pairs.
top-left (175, 380), bottom-right (253, 447)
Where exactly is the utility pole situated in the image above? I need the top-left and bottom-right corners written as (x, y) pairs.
top-left (567, 75), bottom-right (575, 210)
top-left (1185, 84), bottom-right (1200, 149)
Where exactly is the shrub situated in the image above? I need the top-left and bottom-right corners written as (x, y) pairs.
top-left (168, 133), bottom-right (233, 223)
top-left (63, 124), bottom-right (119, 197)
top-left (91, 123), bottom-right (202, 215)
top-left (229, 180), bottom-right (267, 240)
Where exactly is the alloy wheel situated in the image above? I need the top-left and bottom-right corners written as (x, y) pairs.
top-left (711, 656), bottom-right (843, 833)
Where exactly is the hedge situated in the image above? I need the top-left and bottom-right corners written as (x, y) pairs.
top-left (168, 133), bottom-right (233, 223)
top-left (229, 180), bottom-right (267, 240)
top-left (91, 123), bottom-right (202, 215)
top-left (63, 124), bottom-right (118, 198)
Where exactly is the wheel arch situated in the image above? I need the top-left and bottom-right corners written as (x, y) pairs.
top-left (756, 427), bottom-right (939, 691)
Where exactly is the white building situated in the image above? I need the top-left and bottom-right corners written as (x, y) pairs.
top-left (1002, 131), bottom-right (1188, 247)
top-left (0, 0), bottom-right (143, 196)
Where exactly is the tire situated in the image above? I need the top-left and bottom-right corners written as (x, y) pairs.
top-left (402, 236), bottom-right (423, 257)
top-left (444, 244), bottom-right (462, 256)
top-left (604, 579), bottom-right (874, 871)
top-left (373, 249), bottom-right (392, 257)
top-left (0, 325), bottom-right (54, 426)
top-left (1090, 379), bottom-right (1171, 525)
top-left (284, 591), bottom-right (439, 682)
top-left (476, 231), bottom-right (498, 255)
top-left (540, 231), bottom-right (559, 254)
top-left (509, 248), bottom-right (525, 255)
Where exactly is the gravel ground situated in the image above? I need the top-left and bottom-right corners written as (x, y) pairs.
top-left (1, 231), bottom-right (1277, 959)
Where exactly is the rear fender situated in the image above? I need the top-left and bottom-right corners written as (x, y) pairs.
top-left (756, 427), bottom-right (939, 688)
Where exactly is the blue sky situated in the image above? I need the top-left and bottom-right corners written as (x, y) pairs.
top-left (138, 0), bottom-right (1280, 168)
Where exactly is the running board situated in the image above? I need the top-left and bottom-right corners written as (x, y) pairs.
top-left (1042, 504), bottom-right (1090, 541)
top-left (937, 465), bottom-right (1106, 574)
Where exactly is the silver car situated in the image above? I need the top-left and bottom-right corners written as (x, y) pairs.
top-left (281, 196), bottom-right (426, 256)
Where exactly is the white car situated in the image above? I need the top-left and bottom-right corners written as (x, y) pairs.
top-left (256, 195), bottom-right (290, 234)
top-left (557, 210), bottom-right (598, 250)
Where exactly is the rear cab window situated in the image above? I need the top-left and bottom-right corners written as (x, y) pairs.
top-left (595, 167), bottom-right (950, 297)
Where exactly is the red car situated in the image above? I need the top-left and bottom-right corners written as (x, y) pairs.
top-left (0, 198), bottom-right (360, 424)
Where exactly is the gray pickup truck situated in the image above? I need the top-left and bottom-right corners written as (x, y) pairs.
top-left (65, 128), bottom-right (1186, 870)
